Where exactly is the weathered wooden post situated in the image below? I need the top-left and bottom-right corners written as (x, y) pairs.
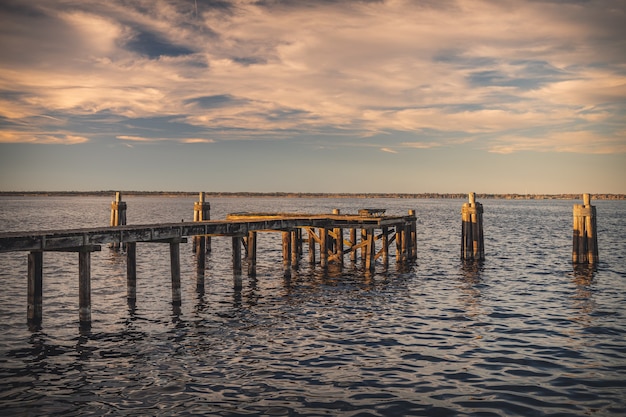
top-left (27, 251), bottom-right (43, 325)
top-left (193, 192), bottom-right (211, 253)
top-left (170, 239), bottom-right (182, 306)
top-left (78, 246), bottom-right (100, 327)
top-left (320, 228), bottom-right (328, 268)
top-left (233, 235), bottom-right (243, 289)
top-left (110, 192), bottom-right (127, 250)
top-left (409, 210), bottom-right (417, 260)
top-left (363, 229), bottom-right (376, 271)
top-left (381, 227), bottom-right (389, 267)
top-left (350, 229), bottom-right (357, 262)
top-left (308, 228), bottom-right (316, 264)
top-left (573, 193), bottom-right (599, 264)
top-left (126, 242), bottom-right (137, 302)
top-left (291, 229), bottom-right (299, 267)
top-left (461, 192), bottom-right (485, 261)
top-left (282, 231), bottom-right (291, 268)
top-left (247, 231), bottom-right (257, 276)
top-left (333, 209), bottom-right (343, 267)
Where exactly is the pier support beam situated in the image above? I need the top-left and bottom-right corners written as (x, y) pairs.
top-left (461, 192), bottom-right (485, 262)
top-left (365, 229), bottom-right (376, 272)
top-left (320, 228), bottom-right (328, 268)
top-left (308, 228), bottom-right (316, 264)
top-left (381, 227), bottom-right (389, 267)
top-left (169, 239), bottom-right (182, 306)
top-left (409, 210), bottom-right (417, 260)
top-left (27, 251), bottom-right (43, 325)
top-left (350, 229), bottom-right (357, 262)
top-left (247, 231), bottom-right (257, 276)
top-left (573, 193), bottom-right (599, 264)
top-left (232, 235), bottom-right (243, 289)
top-left (126, 242), bottom-right (137, 302)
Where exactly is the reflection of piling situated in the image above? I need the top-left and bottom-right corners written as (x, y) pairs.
top-left (461, 192), bottom-right (484, 261)
top-left (573, 193), bottom-right (598, 264)
top-left (110, 192), bottom-right (127, 250)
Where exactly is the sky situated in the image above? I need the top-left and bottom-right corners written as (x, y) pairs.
top-left (0, 0), bottom-right (625, 194)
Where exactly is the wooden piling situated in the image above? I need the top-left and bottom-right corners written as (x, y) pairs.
top-left (27, 251), bottom-right (43, 325)
top-left (282, 231), bottom-right (291, 267)
top-left (307, 228), bottom-right (316, 264)
top-left (78, 248), bottom-right (95, 326)
top-left (320, 228), bottom-right (328, 268)
top-left (461, 192), bottom-right (484, 262)
top-left (232, 236), bottom-right (242, 274)
top-left (110, 192), bottom-right (127, 250)
top-left (232, 235), bottom-right (243, 289)
top-left (291, 229), bottom-right (299, 266)
top-left (350, 229), bottom-right (357, 262)
top-left (333, 209), bottom-right (343, 267)
top-left (170, 239), bottom-right (182, 305)
top-left (193, 192), bottom-right (211, 253)
top-left (247, 231), bottom-right (257, 276)
top-left (126, 242), bottom-right (137, 301)
top-left (409, 210), bottom-right (417, 260)
top-left (573, 193), bottom-right (599, 264)
top-left (381, 227), bottom-right (389, 267)
top-left (365, 229), bottom-right (376, 271)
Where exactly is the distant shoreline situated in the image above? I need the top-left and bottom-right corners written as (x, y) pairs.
top-left (0, 191), bottom-right (624, 200)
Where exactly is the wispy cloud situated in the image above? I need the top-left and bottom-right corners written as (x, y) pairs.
top-left (0, 0), bottom-right (624, 154)
top-left (0, 131), bottom-right (88, 144)
top-left (380, 147), bottom-right (398, 154)
top-left (117, 135), bottom-right (214, 144)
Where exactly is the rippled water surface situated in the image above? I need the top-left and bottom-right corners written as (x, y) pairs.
top-left (1, 196), bottom-right (625, 416)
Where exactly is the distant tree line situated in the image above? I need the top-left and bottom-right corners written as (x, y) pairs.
top-left (1, 191), bottom-right (624, 200)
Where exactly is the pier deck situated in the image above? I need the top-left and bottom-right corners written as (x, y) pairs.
top-left (0, 211), bottom-right (417, 327)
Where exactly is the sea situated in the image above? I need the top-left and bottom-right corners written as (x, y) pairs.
top-left (0, 195), bottom-right (625, 416)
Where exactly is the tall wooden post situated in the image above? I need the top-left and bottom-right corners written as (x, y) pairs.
top-left (409, 210), bottom-right (417, 260)
top-left (110, 192), bottom-right (127, 250)
top-left (78, 248), bottom-right (92, 326)
top-left (395, 226), bottom-right (402, 263)
top-left (363, 229), bottom-right (376, 271)
top-left (282, 231), bottom-right (291, 267)
top-left (350, 229), bottom-right (357, 262)
top-left (193, 192), bottom-right (211, 253)
top-left (27, 251), bottom-right (43, 325)
top-left (233, 236), bottom-right (243, 289)
top-left (333, 209), bottom-right (343, 267)
top-left (170, 239), bottom-right (181, 306)
top-left (308, 228), bottom-right (316, 264)
top-left (126, 242), bottom-right (137, 302)
top-left (320, 228), bottom-right (328, 268)
top-left (461, 192), bottom-right (485, 261)
top-left (247, 231), bottom-right (257, 276)
top-left (381, 227), bottom-right (389, 267)
top-left (291, 229), bottom-right (299, 267)
top-left (573, 193), bottom-right (599, 264)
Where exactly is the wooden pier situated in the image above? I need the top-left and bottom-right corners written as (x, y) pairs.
top-left (0, 209), bottom-right (416, 327)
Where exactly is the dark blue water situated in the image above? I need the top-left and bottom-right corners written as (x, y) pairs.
top-left (1, 196), bottom-right (625, 416)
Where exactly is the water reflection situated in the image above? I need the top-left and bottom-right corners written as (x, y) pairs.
top-left (571, 265), bottom-right (596, 326)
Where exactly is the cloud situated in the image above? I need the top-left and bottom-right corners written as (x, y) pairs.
top-left (380, 147), bottom-right (398, 154)
top-left (488, 130), bottom-right (626, 154)
top-left (116, 135), bottom-right (215, 144)
top-left (0, 0), bottom-right (624, 155)
top-left (0, 131), bottom-right (88, 144)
